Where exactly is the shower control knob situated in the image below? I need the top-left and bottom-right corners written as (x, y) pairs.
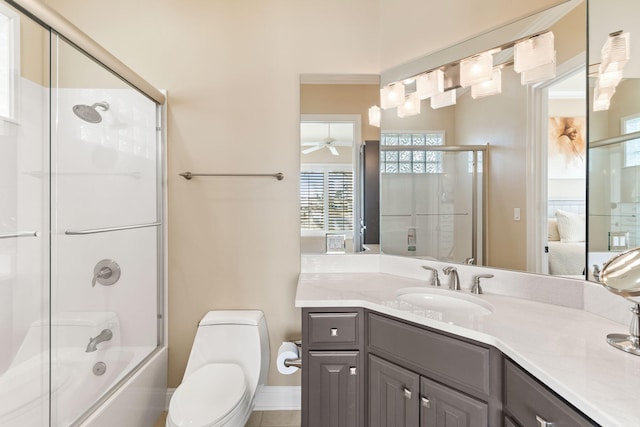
top-left (92, 259), bottom-right (121, 287)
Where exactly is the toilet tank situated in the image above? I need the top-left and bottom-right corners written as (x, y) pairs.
top-left (184, 310), bottom-right (270, 395)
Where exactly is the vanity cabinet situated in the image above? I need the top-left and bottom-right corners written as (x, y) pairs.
top-left (369, 354), bottom-right (488, 427)
top-left (302, 308), bottom-right (365, 427)
top-left (302, 308), bottom-right (597, 427)
top-left (503, 360), bottom-right (597, 427)
top-left (368, 313), bottom-right (494, 427)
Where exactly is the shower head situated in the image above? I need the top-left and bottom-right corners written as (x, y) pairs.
top-left (72, 101), bottom-right (109, 124)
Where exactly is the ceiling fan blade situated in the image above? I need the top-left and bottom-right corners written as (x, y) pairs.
top-left (302, 145), bottom-right (324, 154)
top-left (329, 146), bottom-right (339, 156)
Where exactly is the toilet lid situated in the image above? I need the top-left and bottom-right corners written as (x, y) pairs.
top-left (169, 363), bottom-right (248, 427)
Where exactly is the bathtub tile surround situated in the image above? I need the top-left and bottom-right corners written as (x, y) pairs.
top-left (298, 253), bottom-right (640, 426)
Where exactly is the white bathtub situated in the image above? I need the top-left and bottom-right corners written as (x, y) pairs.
top-left (0, 345), bottom-right (165, 426)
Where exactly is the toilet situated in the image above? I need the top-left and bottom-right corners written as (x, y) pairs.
top-left (166, 310), bottom-right (270, 427)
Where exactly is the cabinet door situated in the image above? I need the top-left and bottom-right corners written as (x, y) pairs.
top-left (420, 376), bottom-right (488, 427)
top-left (307, 351), bottom-right (360, 427)
top-left (369, 355), bottom-right (420, 427)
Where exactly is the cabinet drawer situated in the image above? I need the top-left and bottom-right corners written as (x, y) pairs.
top-left (368, 313), bottom-right (491, 396)
top-left (504, 360), bottom-right (595, 427)
top-left (308, 312), bottom-right (359, 346)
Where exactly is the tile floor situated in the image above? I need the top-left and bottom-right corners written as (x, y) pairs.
top-left (154, 410), bottom-right (301, 427)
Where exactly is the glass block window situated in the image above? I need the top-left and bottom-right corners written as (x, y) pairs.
top-left (623, 114), bottom-right (640, 167)
top-left (300, 171), bottom-right (353, 231)
top-left (0, 4), bottom-right (18, 121)
top-left (381, 132), bottom-right (445, 174)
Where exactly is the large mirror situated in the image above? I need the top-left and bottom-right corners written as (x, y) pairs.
top-left (587, 0), bottom-right (640, 281)
top-left (300, 0), bottom-right (588, 279)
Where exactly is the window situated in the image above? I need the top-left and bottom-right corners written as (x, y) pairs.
top-left (380, 132), bottom-right (445, 173)
top-left (300, 170), bottom-right (353, 232)
top-left (0, 4), bottom-right (18, 122)
top-left (623, 114), bottom-right (640, 167)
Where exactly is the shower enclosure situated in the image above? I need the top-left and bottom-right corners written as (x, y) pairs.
top-left (379, 141), bottom-right (487, 264)
top-left (0, 1), bottom-right (166, 426)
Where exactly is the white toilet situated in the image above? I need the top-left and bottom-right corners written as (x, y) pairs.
top-left (166, 310), bottom-right (270, 427)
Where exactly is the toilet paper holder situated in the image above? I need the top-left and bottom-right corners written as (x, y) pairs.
top-left (283, 339), bottom-right (302, 369)
top-left (284, 358), bottom-right (302, 369)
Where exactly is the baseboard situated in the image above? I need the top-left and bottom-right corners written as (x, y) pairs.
top-left (253, 386), bottom-right (301, 411)
top-left (165, 385), bottom-right (301, 411)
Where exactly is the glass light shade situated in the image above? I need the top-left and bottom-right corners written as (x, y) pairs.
top-left (520, 53), bottom-right (556, 84)
top-left (514, 31), bottom-right (555, 73)
top-left (459, 52), bottom-right (493, 88)
top-left (397, 92), bottom-right (421, 118)
top-left (600, 32), bottom-right (630, 75)
top-left (430, 89), bottom-right (456, 109)
top-left (368, 105), bottom-right (381, 127)
top-left (416, 70), bottom-right (444, 100)
top-left (593, 83), bottom-right (615, 111)
top-left (380, 83), bottom-right (405, 109)
top-left (471, 68), bottom-right (502, 99)
top-left (598, 69), bottom-right (623, 89)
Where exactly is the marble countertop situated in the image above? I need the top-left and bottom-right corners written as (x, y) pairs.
top-left (296, 271), bottom-right (640, 427)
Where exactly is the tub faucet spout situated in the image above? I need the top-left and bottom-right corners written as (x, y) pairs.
top-left (85, 329), bottom-right (113, 352)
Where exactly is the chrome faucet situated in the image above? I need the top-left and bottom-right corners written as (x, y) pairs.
top-left (421, 266), bottom-right (441, 287)
top-left (593, 264), bottom-right (601, 282)
top-left (85, 329), bottom-right (113, 352)
top-left (471, 274), bottom-right (494, 294)
top-left (443, 266), bottom-right (460, 290)
top-left (464, 257), bottom-right (475, 265)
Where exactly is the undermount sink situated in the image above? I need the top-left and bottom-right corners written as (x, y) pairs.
top-left (395, 287), bottom-right (494, 316)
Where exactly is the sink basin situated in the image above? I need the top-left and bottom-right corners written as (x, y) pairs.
top-left (395, 287), bottom-right (494, 316)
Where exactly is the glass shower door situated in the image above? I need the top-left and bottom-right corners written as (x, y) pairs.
top-left (49, 35), bottom-right (161, 425)
top-left (380, 147), bottom-right (485, 264)
top-left (0, 6), bottom-right (51, 427)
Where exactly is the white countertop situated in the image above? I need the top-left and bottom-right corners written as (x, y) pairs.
top-left (296, 269), bottom-right (640, 427)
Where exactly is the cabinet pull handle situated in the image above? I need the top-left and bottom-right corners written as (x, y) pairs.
top-left (536, 415), bottom-right (555, 427)
top-left (403, 387), bottom-right (412, 399)
top-left (330, 328), bottom-right (338, 337)
top-left (349, 367), bottom-right (357, 375)
top-left (420, 396), bottom-right (431, 408)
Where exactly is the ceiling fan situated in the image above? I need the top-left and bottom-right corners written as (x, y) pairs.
top-left (301, 122), bottom-right (353, 156)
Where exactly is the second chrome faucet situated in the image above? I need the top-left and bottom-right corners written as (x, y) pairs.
top-left (443, 266), bottom-right (460, 290)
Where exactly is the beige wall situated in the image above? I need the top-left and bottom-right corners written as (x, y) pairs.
top-left (20, 9), bottom-right (49, 85)
top-left (43, 0), bottom-right (567, 388)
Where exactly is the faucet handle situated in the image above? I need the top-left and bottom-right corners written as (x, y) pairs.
top-left (471, 274), bottom-right (494, 294)
top-left (421, 266), bottom-right (441, 287)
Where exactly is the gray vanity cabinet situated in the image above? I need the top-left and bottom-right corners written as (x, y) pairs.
top-left (302, 308), bottom-right (365, 427)
top-left (369, 354), bottom-right (420, 427)
top-left (503, 360), bottom-right (597, 427)
top-left (369, 354), bottom-right (487, 427)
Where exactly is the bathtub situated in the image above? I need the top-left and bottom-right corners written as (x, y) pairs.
top-left (0, 345), bottom-right (166, 426)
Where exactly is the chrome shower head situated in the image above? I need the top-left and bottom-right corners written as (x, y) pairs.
top-left (72, 101), bottom-right (109, 124)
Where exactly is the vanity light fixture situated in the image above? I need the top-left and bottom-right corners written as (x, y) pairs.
top-left (416, 69), bottom-right (444, 100)
top-left (591, 31), bottom-right (630, 111)
top-left (397, 92), bottom-right (421, 117)
top-left (380, 82), bottom-right (405, 109)
top-left (520, 53), bottom-right (556, 85)
top-left (459, 52), bottom-right (493, 88)
top-left (471, 68), bottom-right (502, 99)
top-left (430, 89), bottom-right (456, 109)
top-left (513, 31), bottom-right (555, 73)
top-left (593, 82), bottom-right (615, 112)
top-left (600, 31), bottom-right (630, 75)
top-left (368, 105), bottom-right (381, 127)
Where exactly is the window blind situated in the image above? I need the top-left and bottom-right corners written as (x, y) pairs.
top-left (327, 172), bottom-right (353, 231)
top-left (300, 172), bottom-right (325, 230)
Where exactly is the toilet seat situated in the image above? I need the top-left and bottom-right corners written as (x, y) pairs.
top-left (167, 363), bottom-right (251, 427)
